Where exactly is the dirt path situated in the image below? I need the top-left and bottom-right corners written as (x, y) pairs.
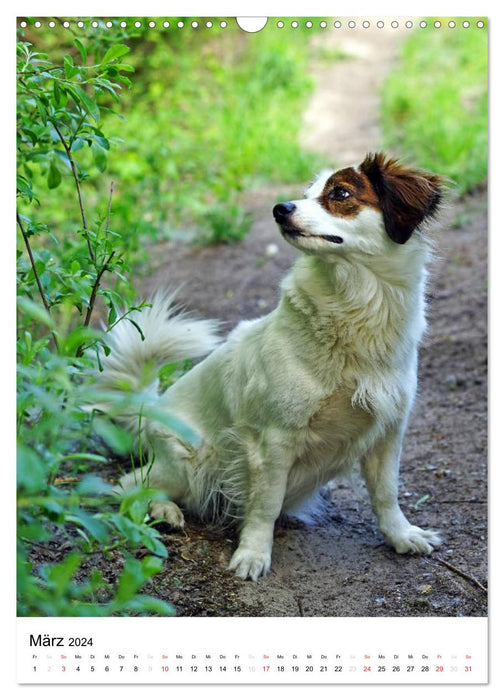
top-left (136, 27), bottom-right (487, 617)
top-left (300, 24), bottom-right (409, 163)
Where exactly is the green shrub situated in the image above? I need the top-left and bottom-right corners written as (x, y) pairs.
top-left (16, 27), bottom-right (179, 616)
top-left (381, 18), bottom-right (487, 193)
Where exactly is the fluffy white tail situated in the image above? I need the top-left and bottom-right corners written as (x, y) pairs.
top-left (98, 293), bottom-right (221, 393)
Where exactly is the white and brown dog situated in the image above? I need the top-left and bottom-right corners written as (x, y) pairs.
top-left (97, 152), bottom-right (443, 580)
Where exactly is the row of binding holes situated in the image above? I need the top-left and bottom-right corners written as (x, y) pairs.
top-left (20, 20), bottom-right (229, 29)
top-left (21, 19), bottom-right (485, 30)
top-left (280, 19), bottom-right (484, 29)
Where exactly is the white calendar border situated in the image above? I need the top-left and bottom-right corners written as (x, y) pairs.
top-left (6, 1), bottom-right (501, 697)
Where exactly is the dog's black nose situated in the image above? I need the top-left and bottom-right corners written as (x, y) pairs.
top-left (273, 202), bottom-right (296, 223)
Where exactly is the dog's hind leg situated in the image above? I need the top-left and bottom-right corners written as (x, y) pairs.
top-left (118, 465), bottom-right (186, 529)
top-left (149, 500), bottom-right (185, 528)
top-left (118, 434), bottom-right (192, 530)
top-left (361, 424), bottom-right (441, 554)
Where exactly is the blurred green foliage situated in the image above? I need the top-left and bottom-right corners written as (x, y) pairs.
top-left (381, 18), bottom-right (487, 192)
top-left (19, 18), bottom-right (321, 247)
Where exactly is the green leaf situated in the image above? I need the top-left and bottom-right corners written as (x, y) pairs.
top-left (64, 55), bottom-right (79, 80)
top-left (92, 132), bottom-right (110, 150)
top-left (16, 174), bottom-right (35, 201)
top-left (414, 494), bottom-right (431, 510)
top-left (20, 127), bottom-right (38, 145)
top-left (142, 405), bottom-right (202, 447)
top-left (109, 513), bottom-right (142, 544)
top-left (107, 305), bottom-right (117, 325)
top-left (52, 81), bottom-right (67, 108)
top-left (69, 85), bottom-right (100, 123)
top-left (118, 487), bottom-right (162, 514)
top-left (17, 445), bottom-right (47, 494)
top-left (102, 44), bottom-right (131, 64)
top-left (120, 595), bottom-right (175, 616)
top-left (47, 158), bottom-right (62, 189)
top-left (115, 556), bottom-right (163, 604)
top-left (66, 508), bottom-right (109, 544)
top-left (140, 555), bottom-right (164, 578)
top-left (73, 38), bottom-right (87, 64)
top-left (44, 553), bottom-right (82, 596)
top-left (126, 317), bottom-right (146, 340)
top-left (60, 326), bottom-right (101, 355)
top-left (52, 81), bottom-right (61, 106)
top-left (116, 75), bottom-right (132, 89)
top-left (93, 416), bottom-right (134, 454)
top-left (75, 474), bottom-right (115, 495)
top-left (92, 142), bottom-right (107, 172)
top-left (115, 558), bottom-right (145, 603)
top-left (104, 65), bottom-right (119, 78)
top-left (35, 97), bottom-right (48, 124)
top-left (128, 498), bottom-right (149, 525)
top-left (17, 297), bottom-right (55, 329)
top-left (138, 530), bottom-right (167, 557)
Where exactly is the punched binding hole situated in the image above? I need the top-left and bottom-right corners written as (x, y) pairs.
top-left (236, 17), bottom-right (268, 33)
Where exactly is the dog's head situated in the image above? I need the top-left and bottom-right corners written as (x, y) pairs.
top-left (273, 153), bottom-right (443, 257)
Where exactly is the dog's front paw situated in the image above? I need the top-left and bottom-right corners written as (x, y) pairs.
top-left (149, 500), bottom-right (185, 529)
top-left (388, 525), bottom-right (441, 555)
top-left (228, 547), bottom-right (272, 581)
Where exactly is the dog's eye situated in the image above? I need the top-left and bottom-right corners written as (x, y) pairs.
top-left (328, 187), bottom-right (351, 201)
top-left (328, 187), bottom-right (351, 200)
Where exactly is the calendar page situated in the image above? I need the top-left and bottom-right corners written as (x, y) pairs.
top-left (15, 2), bottom-right (489, 690)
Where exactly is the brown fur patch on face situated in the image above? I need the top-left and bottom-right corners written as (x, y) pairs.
top-left (318, 167), bottom-right (380, 218)
top-left (359, 152), bottom-right (443, 244)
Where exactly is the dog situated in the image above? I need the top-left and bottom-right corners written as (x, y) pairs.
top-left (95, 152), bottom-right (443, 581)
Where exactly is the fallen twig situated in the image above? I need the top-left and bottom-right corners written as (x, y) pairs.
top-left (180, 550), bottom-right (196, 564)
top-left (432, 556), bottom-right (487, 593)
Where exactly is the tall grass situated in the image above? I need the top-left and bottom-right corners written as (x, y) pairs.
top-left (381, 19), bottom-right (487, 193)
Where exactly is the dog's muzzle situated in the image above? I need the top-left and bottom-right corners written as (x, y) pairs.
top-left (273, 202), bottom-right (296, 224)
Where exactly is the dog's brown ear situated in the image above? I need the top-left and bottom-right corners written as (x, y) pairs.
top-left (360, 152), bottom-right (443, 244)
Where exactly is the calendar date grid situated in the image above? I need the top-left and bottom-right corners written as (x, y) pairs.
top-left (27, 648), bottom-right (476, 679)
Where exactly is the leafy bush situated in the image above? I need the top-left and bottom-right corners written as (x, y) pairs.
top-left (16, 26), bottom-right (177, 616)
top-left (381, 19), bottom-right (487, 193)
